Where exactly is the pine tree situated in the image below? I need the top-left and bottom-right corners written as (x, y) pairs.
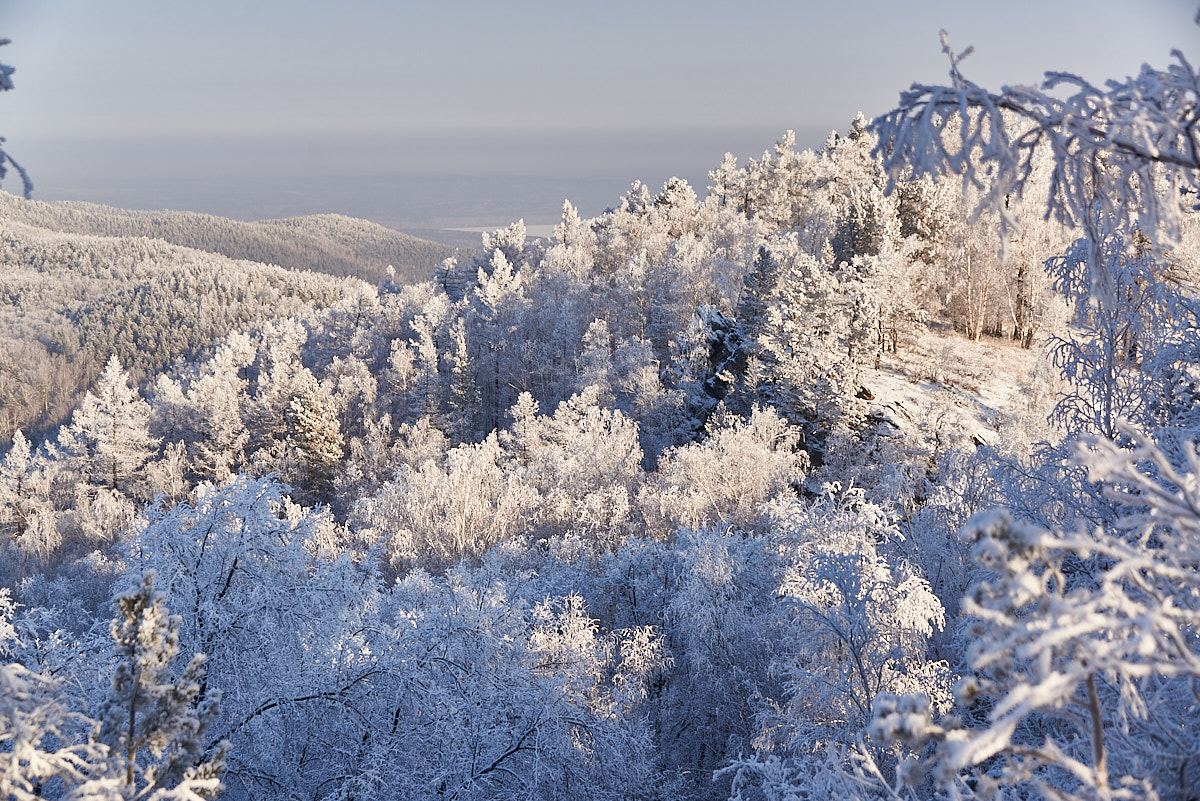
top-left (708, 152), bottom-right (743, 211)
top-left (737, 245), bottom-right (782, 339)
top-left (98, 571), bottom-right (229, 800)
top-left (545, 200), bottom-right (597, 280)
top-left (57, 354), bottom-right (159, 500)
top-left (188, 334), bottom-right (253, 483)
top-left (826, 113), bottom-right (901, 265)
top-left (500, 391), bottom-right (543, 467)
top-left (446, 318), bottom-right (479, 442)
top-left (480, 219), bottom-right (527, 269)
top-left (0, 663), bottom-right (108, 801)
top-left (286, 373), bottom-right (344, 499)
top-left (472, 249), bottom-right (526, 433)
top-left (0, 429), bottom-right (32, 540)
top-left (652, 176), bottom-right (699, 238)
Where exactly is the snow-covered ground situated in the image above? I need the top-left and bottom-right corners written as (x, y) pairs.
top-left (859, 326), bottom-right (1060, 456)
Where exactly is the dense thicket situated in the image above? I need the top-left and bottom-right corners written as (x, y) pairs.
top-left (4, 33), bottom-right (1200, 801)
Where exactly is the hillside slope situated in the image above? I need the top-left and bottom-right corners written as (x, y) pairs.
top-left (0, 216), bottom-right (359, 442)
top-left (0, 191), bottom-right (464, 284)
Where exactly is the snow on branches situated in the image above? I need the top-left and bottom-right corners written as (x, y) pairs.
top-left (873, 31), bottom-right (1200, 305)
top-left (870, 426), bottom-right (1200, 800)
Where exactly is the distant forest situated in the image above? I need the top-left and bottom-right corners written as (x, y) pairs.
top-left (0, 191), bottom-right (464, 284)
top-left (0, 196), bottom-right (466, 442)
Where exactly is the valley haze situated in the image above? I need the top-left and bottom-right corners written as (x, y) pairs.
top-left (0, 0), bottom-right (1184, 231)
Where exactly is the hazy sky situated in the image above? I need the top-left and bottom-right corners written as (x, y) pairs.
top-left (0, 0), bottom-right (1193, 227)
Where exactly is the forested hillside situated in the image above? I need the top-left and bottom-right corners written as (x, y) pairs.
top-left (0, 215), bottom-right (360, 442)
top-left (4, 33), bottom-right (1200, 801)
top-left (0, 191), bottom-right (463, 284)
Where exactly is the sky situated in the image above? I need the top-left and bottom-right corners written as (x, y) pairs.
top-left (0, 0), bottom-right (1194, 229)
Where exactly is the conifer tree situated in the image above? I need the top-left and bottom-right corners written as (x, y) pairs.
top-left (547, 199), bottom-right (597, 280)
top-left (827, 113), bottom-right (902, 265)
top-left (708, 152), bottom-right (743, 211)
top-left (500, 391), bottom-right (543, 467)
top-left (736, 245), bottom-right (782, 340)
top-left (286, 373), bottom-right (344, 499)
top-left (0, 429), bottom-right (32, 540)
top-left (472, 249), bottom-right (526, 433)
top-left (57, 354), bottom-right (159, 500)
top-left (98, 571), bottom-right (229, 800)
top-left (446, 318), bottom-right (479, 441)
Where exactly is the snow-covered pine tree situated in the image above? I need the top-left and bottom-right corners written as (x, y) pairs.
top-left (827, 113), bottom-right (902, 266)
top-left (446, 317), bottom-right (479, 441)
top-left (57, 354), bottom-right (159, 501)
top-left (708, 152), bottom-right (743, 212)
top-left (0, 662), bottom-right (109, 801)
top-left (98, 571), bottom-right (229, 800)
top-left (544, 199), bottom-right (597, 280)
top-left (0, 429), bottom-right (32, 541)
top-left (286, 372), bottom-right (344, 499)
top-left (471, 247), bottom-right (526, 434)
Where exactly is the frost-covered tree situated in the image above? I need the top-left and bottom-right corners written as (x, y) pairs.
top-left (827, 113), bottom-right (902, 265)
top-left (57, 355), bottom-right (159, 501)
top-left (709, 152), bottom-right (744, 211)
top-left (0, 430), bottom-right (32, 541)
top-left (122, 477), bottom-right (371, 800)
top-left (875, 29), bottom-right (1200, 382)
top-left (354, 433), bottom-right (534, 572)
top-left (153, 332), bottom-right (254, 484)
top-left (725, 487), bottom-right (951, 800)
top-left (0, 662), bottom-right (111, 801)
top-left (99, 572), bottom-right (229, 800)
top-left (642, 406), bottom-right (802, 536)
top-left (471, 246), bottom-right (527, 433)
top-left (858, 15), bottom-right (1200, 801)
top-left (770, 487), bottom-right (950, 744)
top-left (876, 32), bottom-right (1200, 266)
top-left (445, 317), bottom-right (479, 440)
top-left (749, 235), bottom-right (876, 436)
top-left (408, 302), bottom-right (450, 426)
top-left (652, 176), bottom-right (701, 239)
top-left (576, 318), bottom-right (617, 406)
top-left (0, 432), bottom-right (56, 575)
top-left (481, 218), bottom-right (528, 269)
top-left (872, 430), bottom-right (1200, 801)
top-left (856, 243), bottom-right (932, 354)
top-left (532, 388), bottom-right (645, 546)
top-left (327, 569), bottom-right (664, 801)
top-left (659, 528), bottom-right (785, 799)
top-left (1046, 229), bottom-right (1200, 440)
top-left (242, 319), bottom-right (310, 464)
top-left (286, 371), bottom-right (344, 499)
top-left (735, 246), bottom-right (782, 342)
top-left (0, 574), bottom-right (229, 801)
